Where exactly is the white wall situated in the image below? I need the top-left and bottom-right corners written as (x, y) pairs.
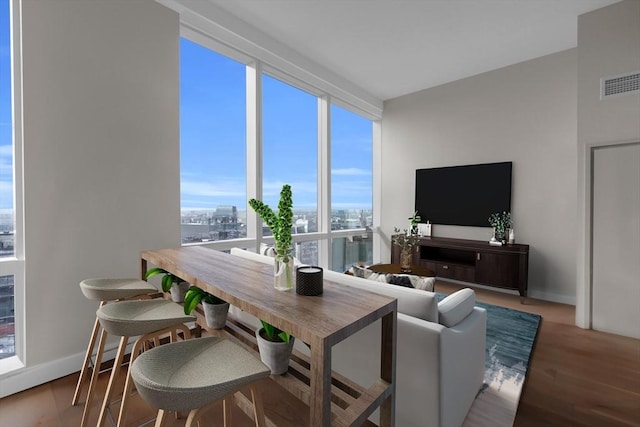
top-left (2, 0), bottom-right (179, 396)
top-left (576, 0), bottom-right (640, 329)
top-left (381, 49), bottom-right (578, 303)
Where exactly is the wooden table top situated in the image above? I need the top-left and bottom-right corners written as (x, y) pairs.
top-left (141, 246), bottom-right (397, 346)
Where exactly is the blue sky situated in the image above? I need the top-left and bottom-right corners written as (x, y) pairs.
top-left (179, 38), bottom-right (373, 212)
top-left (0, 18), bottom-right (372, 213)
top-left (0, 0), bottom-right (13, 211)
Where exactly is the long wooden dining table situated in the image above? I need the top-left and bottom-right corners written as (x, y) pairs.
top-left (140, 246), bottom-right (397, 427)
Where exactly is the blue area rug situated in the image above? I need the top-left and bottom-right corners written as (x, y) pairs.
top-left (476, 300), bottom-right (541, 389)
top-left (438, 294), bottom-right (542, 426)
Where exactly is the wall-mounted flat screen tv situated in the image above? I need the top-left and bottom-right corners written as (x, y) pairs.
top-left (415, 161), bottom-right (512, 227)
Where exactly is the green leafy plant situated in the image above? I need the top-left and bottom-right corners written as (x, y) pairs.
top-left (249, 184), bottom-right (295, 343)
top-left (408, 211), bottom-right (421, 235)
top-left (183, 286), bottom-right (225, 315)
top-left (260, 319), bottom-right (291, 343)
top-left (144, 267), bottom-right (185, 292)
top-left (249, 184), bottom-right (293, 260)
top-left (392, 211), bottom-right (422, 252)
top-left (488, 211), bottom-right (512, 239)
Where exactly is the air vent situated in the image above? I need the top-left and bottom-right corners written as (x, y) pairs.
top-left (601, 71), bottom-right (640, 99)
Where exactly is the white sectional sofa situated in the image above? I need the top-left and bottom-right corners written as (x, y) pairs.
top-left (229, 248), bottom-right (487, 427)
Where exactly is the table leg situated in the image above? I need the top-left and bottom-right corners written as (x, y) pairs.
top-left (309, 339), bottom-right (331, 427)
top-left (380, 310), bottom-right (397, 427)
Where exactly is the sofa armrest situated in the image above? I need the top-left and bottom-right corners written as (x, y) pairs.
top-left (332, 312), bottom-right (445, 427)
top-left (440, 306), bottom-right (487, 427)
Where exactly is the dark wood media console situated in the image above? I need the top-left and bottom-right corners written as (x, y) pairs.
top-left (392, 236), bottom-right (529, 299)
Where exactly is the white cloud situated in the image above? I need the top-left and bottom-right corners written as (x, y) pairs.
top-left (181, 180), bottom-right (246, 198)
top-left (0, 145), bottom-right (12, 157)
top-left (331, 168), bottom-right (371, 176)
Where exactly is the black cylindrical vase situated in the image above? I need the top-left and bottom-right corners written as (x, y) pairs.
top-left (296, 266), bottom-right (323, 296)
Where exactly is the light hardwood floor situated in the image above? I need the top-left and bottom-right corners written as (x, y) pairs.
top-left (0, 280), bottom-right (638, 427)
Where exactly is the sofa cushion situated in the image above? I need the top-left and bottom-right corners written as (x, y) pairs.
top-left (384, 273), bottom-right (435, 292)
top-left (325, 270), bottom-right (439, 322)
top-left (437, 288), bottom-right (476, 327)
top-left (386, 274), bottom-right (414, 288)
top-left (349, 265), bottom-right (374, 279)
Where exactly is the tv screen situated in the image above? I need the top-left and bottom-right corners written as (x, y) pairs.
top-left (415, 162), bottom-right (512, 227)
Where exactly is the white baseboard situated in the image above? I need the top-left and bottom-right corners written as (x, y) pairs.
top-left (0, 343), bottom-right (122, 399)
top-left (438, 279), bottom-right (576, 305)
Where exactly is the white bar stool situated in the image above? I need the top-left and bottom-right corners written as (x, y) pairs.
top-left (82, 298), bottom-right (195, 427)
top-left (74, 278), bottom-right (158, 407)
top-left (130, 336), bottom-right (271, 427)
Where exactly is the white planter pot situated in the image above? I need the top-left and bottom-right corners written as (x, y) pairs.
top-left (169, 281), bottom-right (189, 303)
top-left (202, 301), bottom-right (230, 330)
top-left (255, 328), bottom-right (294, 375)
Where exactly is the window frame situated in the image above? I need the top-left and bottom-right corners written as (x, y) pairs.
top-left (179, 29), bottom-right (379, 271)
top-left (0, 0), bottom-right (26, 374)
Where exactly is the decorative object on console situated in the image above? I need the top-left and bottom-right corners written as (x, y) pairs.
top-left (392, 213), bottom-right (421, 273)
top-left (296, 266), bottom-right (323, 296)
top-left (249, 184), bottom-right (295, 291)
top-left (488, 211), bottom-right (512, 244)
top-left (508, 228), bottom-right (515, 244)
top-left (418, 221), bottom-right (432, 237)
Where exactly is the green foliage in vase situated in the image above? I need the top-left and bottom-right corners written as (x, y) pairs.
top-left (249, 184), bottom-right (293, 260)
top-left (393, 211), bottom-right (422, 252)
top-left (488, 211), bottom-right (512, 236)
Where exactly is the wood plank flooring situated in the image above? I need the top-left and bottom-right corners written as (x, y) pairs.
top-left (0, 280), bottom-right (638, 427)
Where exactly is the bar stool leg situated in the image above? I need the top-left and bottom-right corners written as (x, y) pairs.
top-left (96, 335), bottom-right (129, 427)
top-left (250, 386), bottom-right (267, 427)
top-left (115, 324), bottom-right (192, 427)
top-left (72, 301), bottom-right (106, 406)
top-left (80, 327), bottom-right (108, 427)
top-left (155, 409), bottom-right (168, 427)
top-left (223, 397), bottom-right (233, 426)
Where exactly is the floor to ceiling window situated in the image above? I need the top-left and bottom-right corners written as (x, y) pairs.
top-left (262, 74), bottom-right (318, 264)
top-left (0, 0), bottom-right (21, 368)
top-left (180, 38), bottom-right (247, 244)
top-left (179, 35), bottom-right (375, 271)
top-left (330, 104), bottom-right (373, 271)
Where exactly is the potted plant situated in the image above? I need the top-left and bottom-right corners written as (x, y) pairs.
top-left (488, 211), bottom-right (511, 244)
top-left (183, 286), bottom-right (230, 330)
top-left (392, 212), bottom-right (421, 273)
top-left (255, 320), bottom-right (294, 375)
top-left (144, 267), bottom-right (189, 303)
top-left (249, 184), bottom-right (295, 291)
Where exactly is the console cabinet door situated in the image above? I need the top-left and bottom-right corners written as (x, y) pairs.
top-left (476, 252), bottom-right (520, 289)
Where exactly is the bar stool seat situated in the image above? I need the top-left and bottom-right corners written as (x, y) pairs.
top-left (80, 277), bottom-right (157, 301)
top-left (84, 299), bottom-right (195, 427)
top-left (73, 278), bottom-right (159, 411)
top-left (131, 336), bottom-right (270, 426)
top-left (97, 298), bottom-right (194, 337)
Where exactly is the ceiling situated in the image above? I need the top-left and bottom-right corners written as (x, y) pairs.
top-left (207, 0), bottom-right (621, 101)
